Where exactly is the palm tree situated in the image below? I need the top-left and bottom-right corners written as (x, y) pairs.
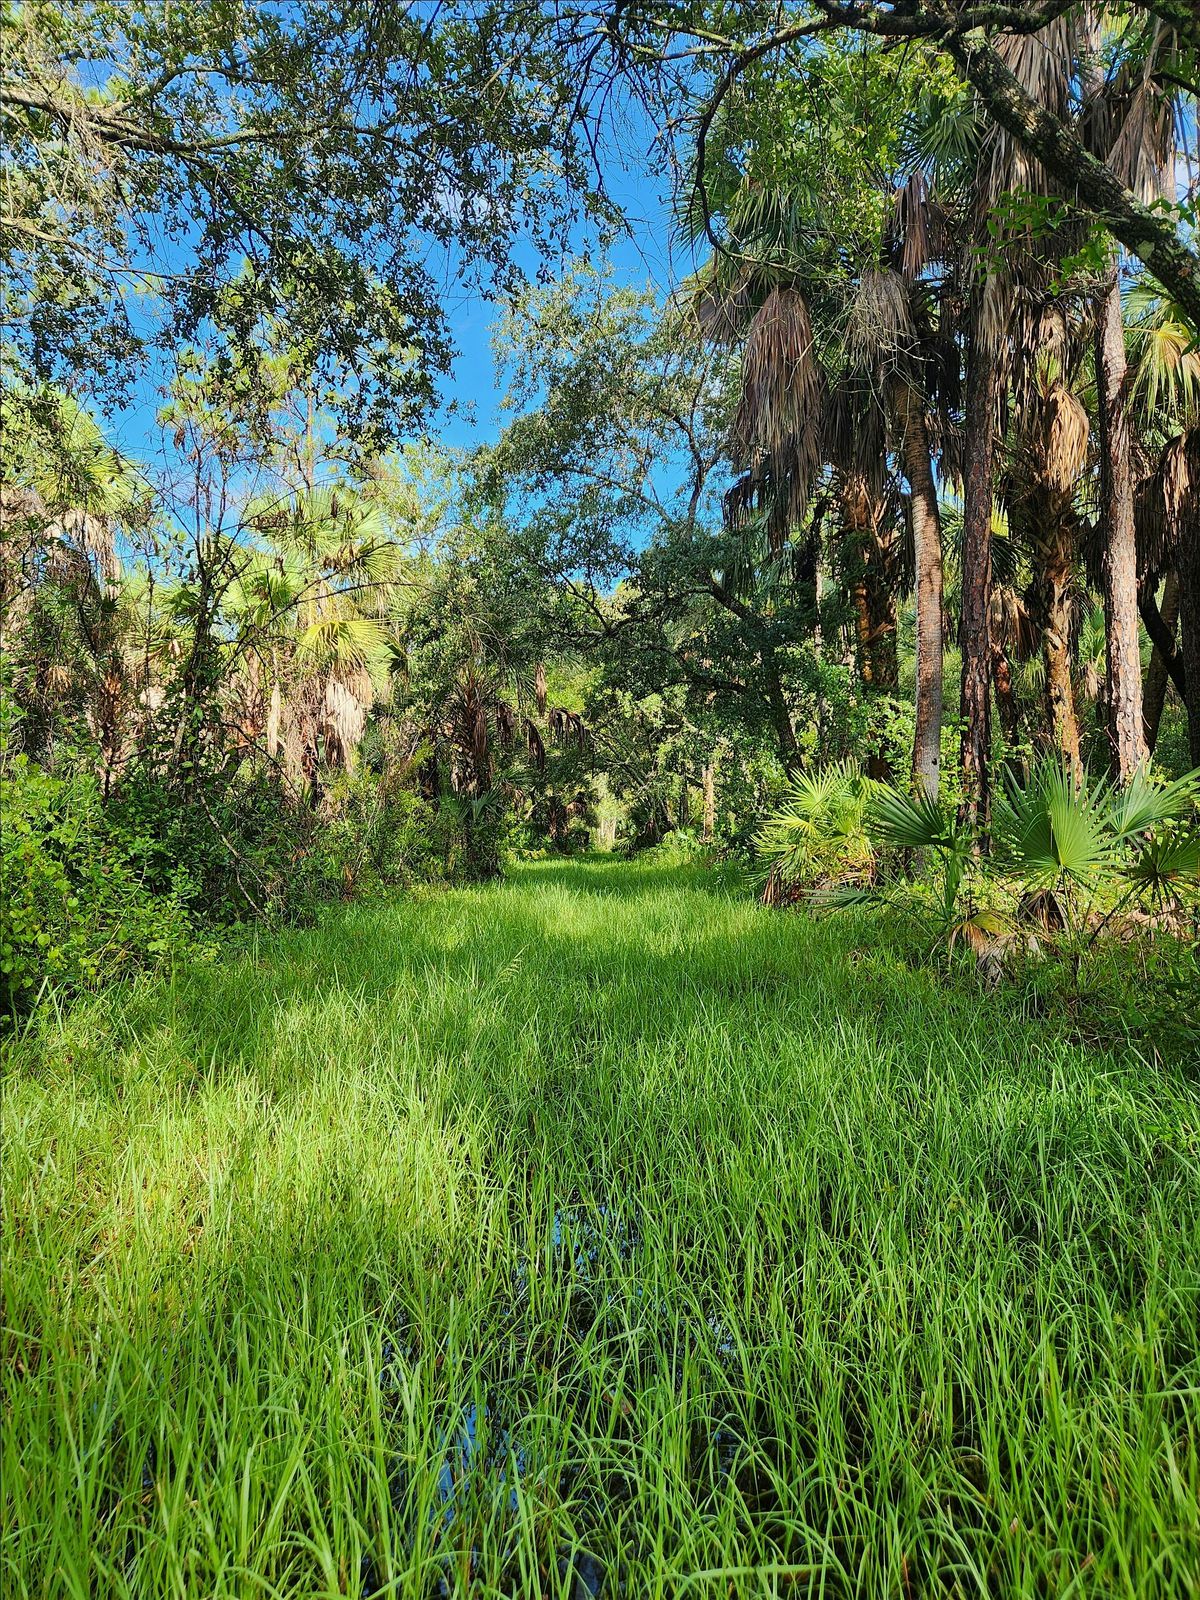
top-left (234, 484), bottom-right (406, 791)
top-left (0, 392), bottom-right (151, 791)
top-left (1005, 346), bottom-right (1092, 778)
top-left (847, 267), bottom-right (947, 798)
top-left (1126, 284), bottom-right (1200, 760)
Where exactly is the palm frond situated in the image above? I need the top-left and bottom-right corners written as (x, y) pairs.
top-left (994, 760), bottom-right (1112, 884)
top-left (296, 614), bottom-right (389, 670)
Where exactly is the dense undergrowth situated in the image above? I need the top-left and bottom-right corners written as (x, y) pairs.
top-left (3, 858), bottom-right (1198, 1597)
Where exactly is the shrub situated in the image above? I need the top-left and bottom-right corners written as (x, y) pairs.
top-left (758, 757), bottom-right (1200, 969)
top-left (1, 756), bottom-right (194, 1017)
top-left (754, 761), bottom-right (876, 904)
top-left (320, 769), bottom-right (469, 891)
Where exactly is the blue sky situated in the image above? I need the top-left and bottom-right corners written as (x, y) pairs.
top-left (102, 110), bottom-right (685, 482)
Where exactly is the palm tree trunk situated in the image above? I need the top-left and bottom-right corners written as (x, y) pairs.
top-left (1180, 530), bottom-right (1200, 767)
top-left (841, 475), bottom-right (899, 694)
top-left (959, 330), bottom-right (997, 828)
top-left (892, 376), bottom-right (944, 798)
top-left (1142, 569), bottom-right (1181, 753)
top-left (1041, 563), bottom-right (1082, 777)
top-left (1094, 267), bottom-right (1147, 781)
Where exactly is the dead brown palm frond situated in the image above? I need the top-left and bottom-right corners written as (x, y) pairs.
top-left (1025, 376), bottom-right (1090, 499)
top-left (495, 699), bottom-right (516, 750)
top-left (886, 170), bottom-right (952, 281)
top-left (322, 677), bottom-right (369, 770)
top-left (525, 717), bottom-right (545, 774)
top-left (460, 671), bottom-right (491, 791)
top-left (53, 509), bottom-right (119, 584)
top-left (847, 269), bottom-right (918, 373)
top-left (548, 706), bottom-right (586, 748)
top-left (690, 278), bottom-right (755, 346)
top-left (984, 15), bottom-right (1079, 204)
top-left (730, 286), bottom-right (825, 542)
top-left (990, 584), bottom-right (1039, 663)
top-left (977, 271), bottom-right (1014, 362)
top-left (826, 371), bottom-right (890, 503)
top-left (0, 483), bottom-right (47, 533)
top-left (1137, 428), bottom-right (1200, 576)
top-left (1161, 428), bottom-right (1200, 526)
top-left (1104, 75), bottom-right (1174, 203)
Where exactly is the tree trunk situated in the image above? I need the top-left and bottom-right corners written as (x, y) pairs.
top-left (763, 646), bottom-right (801, 772)
top-left (1041, 563), bottom-right (1082, 777)
top-left (702, 760), bottom-right (716, 841)
top-left (1094, 267), bottom-right (1147, 781)
top-left (1180, 526), bottom-right (1200, 767)
top-left (1142, 569), bottom-right (1181, 753)
top-left (840, 474), bottom-right (899, 694)
top-left (892, 376), bottom-right (944, 798)
top-left (959, 329), bottom-right (997, 828)
top-left (991, 638), bottom-right (1021, 749)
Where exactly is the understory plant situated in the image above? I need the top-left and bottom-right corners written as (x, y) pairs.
top-left (755, 760), bottom-right (876, 904)
top-left (758, 757), bottom-right (1200, 966)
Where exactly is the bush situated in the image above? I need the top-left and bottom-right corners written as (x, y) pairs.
top-left (320, 770), bottom-right (473, 891)
top-left (754, 761), bottom-right (876, 903)
top-left (1, 756), bottom-right (194, 1017)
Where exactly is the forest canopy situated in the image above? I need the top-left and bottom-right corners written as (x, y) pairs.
top-left (3, 1), bottom-right (1198, 1011)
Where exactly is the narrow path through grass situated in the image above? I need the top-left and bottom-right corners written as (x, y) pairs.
top-left (4, 859), bottom-right (1199, 1597)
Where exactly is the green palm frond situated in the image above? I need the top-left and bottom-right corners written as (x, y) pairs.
top-left (1099, 766), bottom-right (1200, 845)
top-left (1125, 282), bottom-right (1200, 426)
top-left (1120, 828), bottom-right (1200, 899)
top-left (296, 615), bottom-right (389, 670)
top-left (756, 761), bottom-right (876, 890)
top-left (867, 786), bottom-right (962, 854)
top-left (995, 761), bottom-right (1112, 884)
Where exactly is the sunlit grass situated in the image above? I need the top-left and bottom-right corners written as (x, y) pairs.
top-left (4, 857), bottom-right (1199, 1596)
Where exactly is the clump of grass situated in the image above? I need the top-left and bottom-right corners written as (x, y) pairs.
top-left (4, 857), bottom-right (1199, 1596)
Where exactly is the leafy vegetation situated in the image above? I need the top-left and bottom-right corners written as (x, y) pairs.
top-left (3, 0), bottom-right (1199, 1593)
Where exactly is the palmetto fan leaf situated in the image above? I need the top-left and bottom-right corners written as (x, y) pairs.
top-left (296, 614), bottom-right (390, 670)
top-left (1121, 829), bottom-right (1200, 898)
top-left (755, 761), bottom-right (875, 891)
top-left (1098, 766), bottom-right (1200, 846)
top-left (994, 761), bottom-right (1112, 884)
top-left (867, 786), bottom-right (963, 854)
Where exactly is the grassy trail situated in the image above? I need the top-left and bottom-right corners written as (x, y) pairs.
top-left (3, 858), bottom-right (1199, 1597)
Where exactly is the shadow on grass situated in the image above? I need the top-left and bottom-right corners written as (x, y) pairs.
top-left (34, 852), bottom-right (1185, 1113)
top-left (508, 853), bottom-right (746, 900)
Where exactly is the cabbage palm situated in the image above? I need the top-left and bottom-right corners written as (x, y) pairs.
top-left (233, 485), bottom-right (407, 786)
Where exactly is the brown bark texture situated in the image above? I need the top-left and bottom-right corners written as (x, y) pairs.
top-left (892, 378), bottom-right (944, 798)
top-left (959, 330), bottom-right (997, 825)
top-left (1142, 570), bottom-right (1181, 753)
top-left (1094, 270), bottom-right (1147, 780)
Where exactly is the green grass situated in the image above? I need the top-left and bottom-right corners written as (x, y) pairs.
top-left (3, 857), bottom-right (1199, 1598)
